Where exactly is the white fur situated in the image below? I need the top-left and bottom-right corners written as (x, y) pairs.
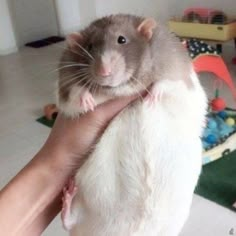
top-left (57, 85), bottom-right (113, 118)
top-left (64, 70), bottom-right (207, 236)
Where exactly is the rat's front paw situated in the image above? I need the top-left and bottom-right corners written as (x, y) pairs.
top-left (80, 90), bottom-right (96, 112)
top-left (58, 89), bottom-right (96, 117)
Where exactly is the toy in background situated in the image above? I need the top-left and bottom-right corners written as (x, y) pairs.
top-left (182, 8), bottom-right (228, 24)
top-left (169, 7), bottom-right (236, 62)
top-left (169, 7), bottom-right (236, 41)
top-left (202, 80), bottom-right (236, 165)
top-left (171, 5), bottom-right (236, 87)
top-left (210, 81), bottom-right (226, 112)
top-left (182, 38), bottom-right (236, 99)
top-left (44, 104), bottom-right (58, 120)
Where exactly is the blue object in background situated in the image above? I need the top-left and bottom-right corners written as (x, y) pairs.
top-left (218, 111), bottom-right (228, 119)
top-left (202, 110), bottom-right (236, 150)
top-left (205, 134), bottom-right (217, 144)
top-left (207, 119), bottom-right (217, 129)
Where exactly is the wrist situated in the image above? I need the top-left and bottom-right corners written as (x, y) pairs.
top-left (37, 143), bottom-right (77, 178)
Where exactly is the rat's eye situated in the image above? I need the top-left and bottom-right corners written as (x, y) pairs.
top-left (117, 36), bottom-right (127, 44)
top-left (88, 43), bottom-right (93, 51)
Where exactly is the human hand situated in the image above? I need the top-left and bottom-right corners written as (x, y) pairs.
top-left (40, 94), bottom-right (142, 171)
top-left (0, 94), bottom-right (144, 236)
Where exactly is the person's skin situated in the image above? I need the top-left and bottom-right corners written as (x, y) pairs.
top-left (0, 94), bottom-right (142, 236)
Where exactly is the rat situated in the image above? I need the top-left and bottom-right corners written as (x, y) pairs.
top-left (56, 14), bottom-right (207, 236)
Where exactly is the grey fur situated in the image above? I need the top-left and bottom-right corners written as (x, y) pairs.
top-left (58, 14), bottom-right (192, 103)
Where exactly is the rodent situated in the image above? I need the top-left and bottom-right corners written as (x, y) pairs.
top-left (57, 14), bottom-right (193, 117)
top-left (57, 14), bottom-right (207, 236)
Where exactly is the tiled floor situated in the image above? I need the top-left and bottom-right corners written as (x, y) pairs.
top-left (0, 42), bottom-right (235, 236)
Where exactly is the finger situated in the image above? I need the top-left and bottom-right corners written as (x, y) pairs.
top-left (93, 91), bottom-right (147, 123)
top-left (53, 91), bottom-right (146, 130)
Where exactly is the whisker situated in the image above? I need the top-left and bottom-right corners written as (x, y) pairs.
top-left (42, 40), bottom-right (85, 58)
top-left (59, 73), bottom-right (90, 90)
top-left (49, 64), bottom-right (90, 75)
top-left (40, 61), bottom-right (89, 67)
top-left (62, 78), bottom-right (89, 100)
top-left (76, 77), bottom-right (92, 94)
top-left (92, 83), bottom-right (97, 95)
top-left (60, 62), bottom-right (89, 66)
top-left (42, 39), bottom-right (95, 63)
top-left (33, 62), bottom-right (90, 72)
top-left (59, 73), bottom-right (89, 88)
top-left (30, 65), bottom-right (88, 82)
top-left (59, 67), bottom-right (89, 80)
top-left (95, 83), bottom-right (101, 98)
top-left (72, 39), bottom-right (95, 61)
top-left (130, 75), bottom-right (152, 97)
top-left (22, 42), bottom-right (89, 61)
top-left (88, 80), bottom-right (95, 94)
top-left (58, 75), bottom-right (91, 96)
top-left (135, 87), bottom-right (145, 102)
top-left (58, 63), bottom-right (89, 68)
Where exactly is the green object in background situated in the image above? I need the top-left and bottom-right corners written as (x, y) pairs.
top-left (195, 151), bottom-right (236, 212)
top-left (37, 116), bottom-right (236, 212)
top-left (37, 116), bottom-right (55, 128)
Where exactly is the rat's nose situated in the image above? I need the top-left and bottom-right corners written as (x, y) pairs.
top-left (96, 64), bottom-right (112, 77)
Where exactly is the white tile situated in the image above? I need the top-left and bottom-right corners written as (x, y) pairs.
top-left (181, 195), bottom-right (236, 236)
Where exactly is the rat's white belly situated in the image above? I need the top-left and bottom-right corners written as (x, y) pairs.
top-left (70, 95), bottom-right (204, 236)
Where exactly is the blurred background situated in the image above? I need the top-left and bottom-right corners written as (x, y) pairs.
top-left (0, 1), bottom-right (236, 236)
top-left (1, 0), bottom-right (236, 54)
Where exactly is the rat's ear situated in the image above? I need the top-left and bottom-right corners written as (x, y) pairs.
top-left (137, 18), bottom-right (157, 41)
top-left (66, 32), bottom-right (83, 49)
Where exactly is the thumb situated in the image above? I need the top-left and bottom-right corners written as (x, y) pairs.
top-left (92, 92), bottom-right (146, 124)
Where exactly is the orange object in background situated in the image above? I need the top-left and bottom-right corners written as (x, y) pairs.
top-left (44, 104), bottom-right (58, 120)
top-left (193, 55), bottom-right (236, 99)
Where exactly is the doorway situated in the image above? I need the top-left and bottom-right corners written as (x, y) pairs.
top-left (9, 0), bottom-right (59, 47)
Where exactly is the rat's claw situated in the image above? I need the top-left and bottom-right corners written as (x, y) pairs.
top-left (79, 91), bottom-right (96, 112)
top-left (65, 178), bottom-right (77, 197)
top-left (87, 96), bottom-right (96, 111)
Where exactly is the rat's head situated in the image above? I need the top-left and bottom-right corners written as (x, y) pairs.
top-left (63, 14), bottom-right (157, 96)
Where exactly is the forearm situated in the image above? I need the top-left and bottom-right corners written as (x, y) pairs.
top-left (0, 95), bottom-right (141, 235)
top-left (0, 149), bottom-right (72, 236)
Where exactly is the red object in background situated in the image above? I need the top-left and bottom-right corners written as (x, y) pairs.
top-left (184, 8), bottom-right (216, 18)
top-left (211, 98), bottom-right (226, 111)
top-left (183, 8), bottom-right (227, 24)
top-left (232, 57), bottom-right (236, 65)
top-left (193, 55), bottom-right (236, 99)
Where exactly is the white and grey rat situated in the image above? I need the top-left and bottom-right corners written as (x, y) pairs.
top-left (57, 14), bottom-right (207, 236)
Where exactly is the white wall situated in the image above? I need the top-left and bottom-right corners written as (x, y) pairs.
top-left (78, 0), bottom-right (97, 28)
top-left (95, 0), bottom-right (172, 22)
top-left (55, 0), bottom-right (173, 35)
top-left (55, 0), bottom-right (81, 35)
top-left (0, 0), bottom-right (18, 55)
top-left (95, 0), bottom-right (236, 25)
top-left (96, 0), bottom-right (158, 18)
top-left (9, 0), bottom-right (59, 47)
top-left (55, 0), bottom-right (97, 35)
